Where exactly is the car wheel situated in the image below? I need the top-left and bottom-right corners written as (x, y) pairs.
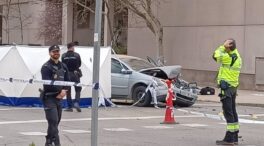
top-left (173, 99), bottom-right (195, 107)
top-left (132, 86), bottom-right (151, 107)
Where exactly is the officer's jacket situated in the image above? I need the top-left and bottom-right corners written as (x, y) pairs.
top-left (41, 59), bottom-right (70, 95)
top-left (213, 45), bottom-right (242, 87)
top-left (61, 51), bottom-right (81, 72)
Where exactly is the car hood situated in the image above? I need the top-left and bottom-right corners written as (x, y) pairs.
top-left (139, 65), bottom-right (182, 80)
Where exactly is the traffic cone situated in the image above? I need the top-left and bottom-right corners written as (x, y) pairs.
top-left (161, 79), bottom-right (179, 124)
top-left (161, 106), bottom-right (178, 124)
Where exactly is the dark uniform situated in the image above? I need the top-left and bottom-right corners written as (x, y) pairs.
top-left (41, 49), bottom-right (69, 146)
top-left (61, 45), bottom-right (82, 112)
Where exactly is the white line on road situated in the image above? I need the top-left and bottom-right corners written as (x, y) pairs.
top-left (177, 109), bottom-right (264, 124)
top-left (20, 132), bottom-right (46, 136)
top-left (0, 115), bottom-right (204, 125)
top-left (143, 126), bottom-right (173, 129)
top-left (181, 124), bottom-right (208, 127)
top-left (252, 93), bottom-right (264, 97)
top-left (0, 108), bottom-right (41, 111)
top-left (63, 130), bottom-right (91, 134)
top-left (0, 136), bottom-right (3, 138)
top-left (104, 128), bottom-right (133, 132)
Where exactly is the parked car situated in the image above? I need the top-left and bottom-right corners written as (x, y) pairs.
top-left (111, 55), bottom-right (198, 107)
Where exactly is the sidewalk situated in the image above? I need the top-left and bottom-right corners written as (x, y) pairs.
top-left (198, 89), bottom-right (264, 107)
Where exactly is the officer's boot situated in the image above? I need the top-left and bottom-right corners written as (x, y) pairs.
top-left (45, 136), bottom-right (53, 146)
top-left (216, 131), bottom-right (235, 145)
top-left (53, 136), bottom-right (61, 146)
top-left (234, 131), bottom-right (239, 145)
top-left (74, 102), bottom-right (81, 112)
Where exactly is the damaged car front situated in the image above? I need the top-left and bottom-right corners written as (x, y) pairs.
top-left (111, 55), bottom-right (198, 107)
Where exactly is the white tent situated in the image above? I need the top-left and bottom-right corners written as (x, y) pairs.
top-left (0, 45), bottom-right (111, 107)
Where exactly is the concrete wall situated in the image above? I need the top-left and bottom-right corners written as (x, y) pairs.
top-left (1, 0), bottom-right (45, 45)
top-left (127, 0), bottom-right (264, 90)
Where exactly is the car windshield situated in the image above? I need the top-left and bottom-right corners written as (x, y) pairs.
top-left (120, 57), bottom-right (156, 71)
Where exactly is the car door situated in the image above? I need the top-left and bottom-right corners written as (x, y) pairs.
top-left (111, 58), bottom-right (130, 98)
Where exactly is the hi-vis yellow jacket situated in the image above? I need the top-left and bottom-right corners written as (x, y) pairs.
top-left (213, 45), bottom-right (242, 87)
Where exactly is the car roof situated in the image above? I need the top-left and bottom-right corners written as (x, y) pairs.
top-left (112, 54), bottom-right (144, 60)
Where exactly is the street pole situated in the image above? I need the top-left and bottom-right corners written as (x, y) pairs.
top-left (91, 0), bottom-right (103, 146)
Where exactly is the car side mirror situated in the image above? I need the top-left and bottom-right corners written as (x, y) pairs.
top-left (121, 69), bottom-right (132, 74)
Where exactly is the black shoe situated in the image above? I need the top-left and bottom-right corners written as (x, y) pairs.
top-left (53, 137), bottom-right (61, 146)
top-left (45, 137), bottom-right (53, 146)
top-left (234, 131), bottom-right (239, 145)
top-left (216, 131), bottom-right (235, 145)
top-left (64, 108), bottom-right (73, 112)
top-left (216, 140), bottom-right (234, 145)
top-left (74, 103), bottom-right (82, 112)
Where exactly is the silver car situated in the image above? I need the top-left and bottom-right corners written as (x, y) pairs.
top-left (111, 55), bottom-right (198, 107)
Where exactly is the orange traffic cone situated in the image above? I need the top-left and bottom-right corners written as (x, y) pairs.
top-left (161, 79), bottom-right (179, 124)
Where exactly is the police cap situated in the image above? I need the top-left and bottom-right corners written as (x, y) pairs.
top-left (49, 45), bottom-right (60, 52)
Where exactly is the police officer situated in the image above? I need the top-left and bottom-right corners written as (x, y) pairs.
top-left (213, 39), bottom-right (242, 145)
top-left (62, 42), bottom-right (82, 112)
top-left (41, 45), bottom-right (70, 146)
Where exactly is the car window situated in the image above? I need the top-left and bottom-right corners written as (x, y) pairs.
top-left (111, 59), bottom-right (128, 73)
top-left (120, 58), bottom-right (155, 71)
top-left (111, 59), bottom-right (122, 73)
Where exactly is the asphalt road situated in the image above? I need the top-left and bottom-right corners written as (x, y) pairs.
top-left (0, 101), bottom-right (264, 146)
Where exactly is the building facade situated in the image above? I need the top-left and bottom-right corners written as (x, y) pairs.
top-left (0, 0), bottom-right (46, 45)
top-left (1, 0), bottom-right (264, 90)
top-left (127, 0), bottom-right (264, 90)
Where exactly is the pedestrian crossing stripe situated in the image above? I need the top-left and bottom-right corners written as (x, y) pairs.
top-left (104, 128), bottom-right (133, 132)
top-left (63, 130), bottom-right (91, 134)
top-left (180, 124), bottom-right (208, 127)
top-left (20, 132), bottom-right (46, 136)
top-left (143, 126), bottom-right (173, 129)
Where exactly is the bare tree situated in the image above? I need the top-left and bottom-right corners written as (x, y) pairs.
top-left (1, 0), bottom-right (12, 43)
top-left (73, 0), bottom-right (127, 53)
top-left (38, 0), bottom-right (63, 45)
top-left (1, 0), bottom-right (33, 44)
top-left (115, 0), bottom-right (164, 64)
top-left (74, 0), bottom-right (163, 62)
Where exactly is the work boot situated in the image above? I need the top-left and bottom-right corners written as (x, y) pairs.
top-left (64, 108), bottom-right (73, 112)
top-left (53, 137), bottom-right (61, 146)
top-left (74, 102), bottom-right (81, 112)
top-left (216, 131), bottom-right (235, 145)
top-left (234, 131), bottom-right (239, 145)
top-left (45, 136), bottom-right (53, 146)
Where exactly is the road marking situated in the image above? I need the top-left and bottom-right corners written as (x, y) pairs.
top-left (63, 130), bottom-right (90, 134)
top-left (178, 109), bottom-right (264, 125)
top-left (252, 93), bottom-right (264, 97)
top-left (0, 136), bottom-right (3, 138)
top-left (104, 128), bottom-right (133, 132)
top-left (20, 132), bottom-right (46, 136)
top-left (0, 115), bottom-right (203, 125)
top-left (0, 108), bottom-right (41, 111)
top-left (143, 126), bottom-right (173, 129)
top-left (181, 124), bottom-right (208, 127)
top-left (194, 104), bottom-right (221, 107)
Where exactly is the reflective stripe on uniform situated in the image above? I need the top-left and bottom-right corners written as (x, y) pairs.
top-left (234, 123), bottom-right (240, 131)
top-left (226, 123), bottom-right (239, 132)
